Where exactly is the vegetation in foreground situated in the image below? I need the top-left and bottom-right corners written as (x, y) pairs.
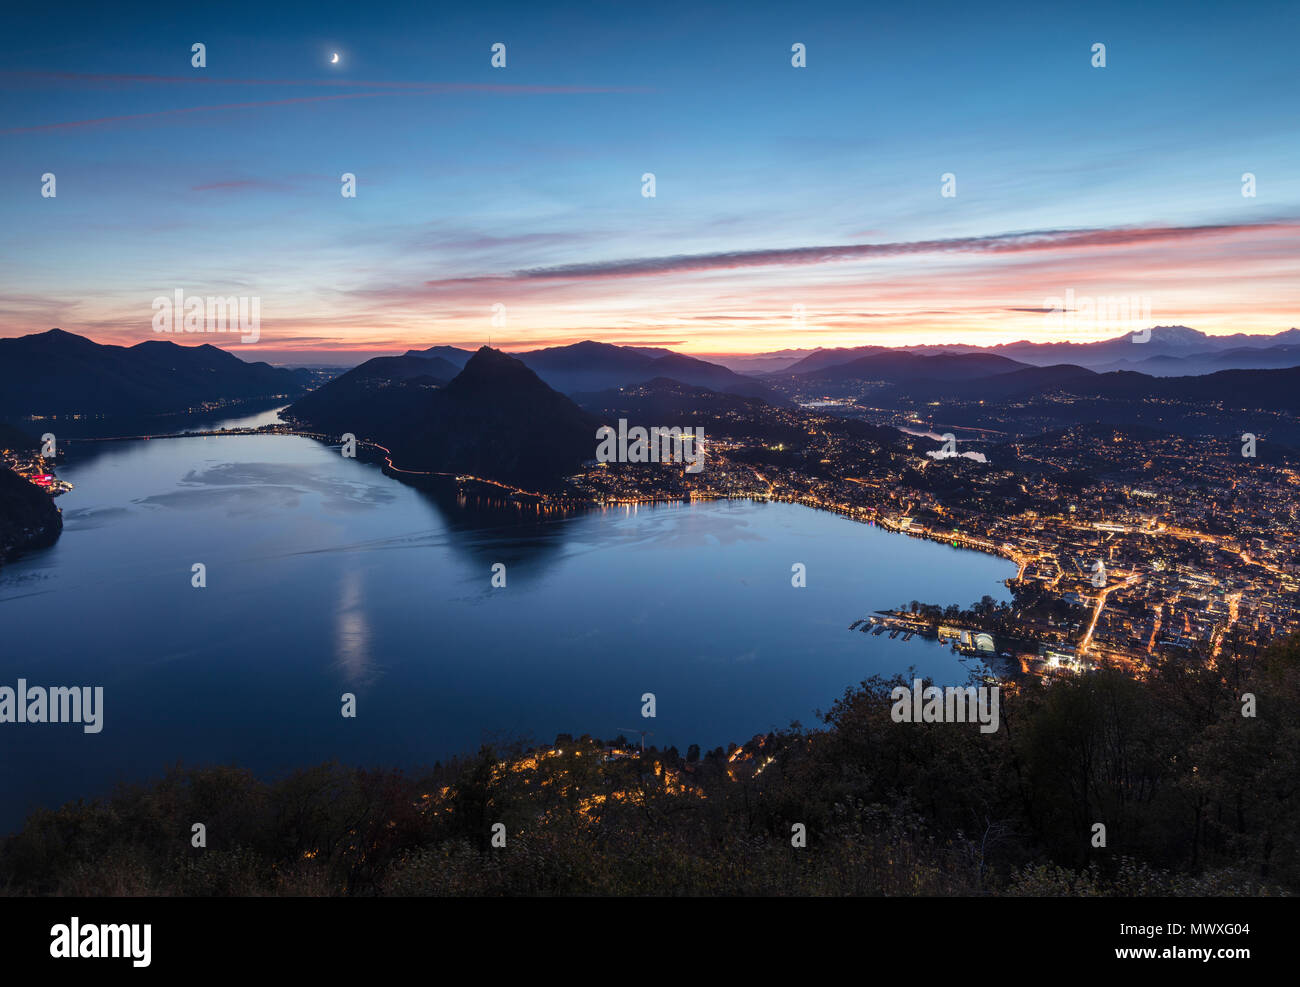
top-left (3, 635), bottom-right (1298, 897)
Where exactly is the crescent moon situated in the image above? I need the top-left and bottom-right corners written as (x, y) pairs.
top-left (330, 53), bottom-right (339, 64)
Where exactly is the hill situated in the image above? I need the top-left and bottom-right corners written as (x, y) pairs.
top-left (402, 345), bottom-right (475, 369)
top-left (782, 345), bottom-right (890, 375)
top-left (0, 467), bottom-right (62, 564)
top-left (4, 634), bottom-right (1297, 895)
top-left (731, 327), bottom-right (1300, 377)
top-left (800, 350), bottom-right (1031, 383)
top-left (0, 423), bottom-right (39, 452)
top-left (0, 329), bottom-right (312, 420)
top-left (289, 348), bottom-right (600, 492)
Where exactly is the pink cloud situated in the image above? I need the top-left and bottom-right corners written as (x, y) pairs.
top-left (492, 220), bottom-right (1300, 282)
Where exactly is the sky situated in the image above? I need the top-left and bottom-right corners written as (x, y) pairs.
top-left (2, 0), bottom-right (1298, 365)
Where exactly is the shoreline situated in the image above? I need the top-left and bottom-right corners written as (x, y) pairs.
top-left (56, 421), bottom-right (1024, 584)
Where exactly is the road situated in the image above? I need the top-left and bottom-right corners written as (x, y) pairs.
top-left (1080, 572), bottom-right (1141, 656)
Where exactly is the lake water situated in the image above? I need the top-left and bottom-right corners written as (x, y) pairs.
top-left (0, 410), bottom-right (1013, 830)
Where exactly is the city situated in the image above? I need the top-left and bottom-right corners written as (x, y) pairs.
top-left (565, 378), bottom-right (1300, 675)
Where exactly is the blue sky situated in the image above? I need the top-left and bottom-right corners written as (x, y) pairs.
top-left (2, 0), bottom-right (1297, 362)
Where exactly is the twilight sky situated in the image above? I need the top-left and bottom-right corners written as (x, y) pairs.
top-left (2, 0), bottom-right (1298, 365)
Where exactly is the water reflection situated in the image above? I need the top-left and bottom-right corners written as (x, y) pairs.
top-left (334, 565), bottom-right (373, 682)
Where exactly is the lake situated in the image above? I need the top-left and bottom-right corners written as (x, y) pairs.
top-left (0, 410), bottom-right (1014, 829)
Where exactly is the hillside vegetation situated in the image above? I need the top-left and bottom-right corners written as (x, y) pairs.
top-left (4, 636), bottom-right (1297, 896)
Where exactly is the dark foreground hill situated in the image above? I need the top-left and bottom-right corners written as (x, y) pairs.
top-left (3, 632), bottom-right (1296, 896)
top-left (288, 347), bottom-right (600, 492)
top-left (0, 466), bottom-right (61, 564)
top-left (0, 423), bottom-right (61, 564)
top-left (0, 424), bottom-right (39, 453)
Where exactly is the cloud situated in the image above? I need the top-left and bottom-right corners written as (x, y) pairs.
top-left (0, 77), bottom-right (652, 135)
top-left (0, 71), bottom-right (652, 94)
top-left (491, 221), bottom-right (1300, 282)
top-left (0, 93), bottom-right (382, 134)
top-left (190, 179), bottom-right (290, 193)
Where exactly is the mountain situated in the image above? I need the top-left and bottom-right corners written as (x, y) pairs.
top-left (288, 348), bottom-right (600, 492)
top-left (348, 354), bottom-right (462, 382)
top-left (0, 329), bottom-right (313, 420)
top-left (730, 328), bottom-right (1300, 378)
top-left (514, 341), bottom-right (781, 402)
top-left (509, 340), bottom-right (661, 394)
top-left (975, 326), bottom-right (1300, 371)
top-left (404, 340), bottom-right (781, 403)
top-left (1075, 366), bottom-right (1300, 410)
top-left (402, 345), bottom-right (475, 369)
top-left (1095, 343), bottom-right (1300, 376)
top-left (829, 357), bottom-right (1300, 413)
top-left (800, 351), bottom-right (1030, 383)
top-left (630, 351), bottom-right (777, 402)
top-left (943, 363), bottom-right (1098, 401)
top-left (781, 345), bottom-right (891, 375)
top-left (286, 354), bottom-right (459, 430)
top-left (779, 352), bottom-right (1090, 404)
top-left (620, 345), bottom-right (683, 360)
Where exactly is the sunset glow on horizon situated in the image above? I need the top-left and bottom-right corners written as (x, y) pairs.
top-left (3, 0), bottom-right (1297, 364)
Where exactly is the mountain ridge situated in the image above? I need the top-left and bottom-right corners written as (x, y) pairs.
top-left (0, 328), bottom-right (312, 421)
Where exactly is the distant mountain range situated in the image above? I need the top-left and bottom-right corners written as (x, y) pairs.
top-left (695, 348), bottom-right (822, 376)
top-left (803, 350), bottom-right (1029, 383)
top-left (732, 327), bottom-right (1300, 378)
top-left (289, 347), bottom-right (599, 492)
top-left (0, 329), bottom-right (312, 421)
top-left (780, 345), bottom-right (1300, 412)
top-left (976, 326), bottom-right (1300, 375)
top-left (9, 327), bottom-right (1300, 466)
top-left (1087, 343), bottom-right (1300, 376)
